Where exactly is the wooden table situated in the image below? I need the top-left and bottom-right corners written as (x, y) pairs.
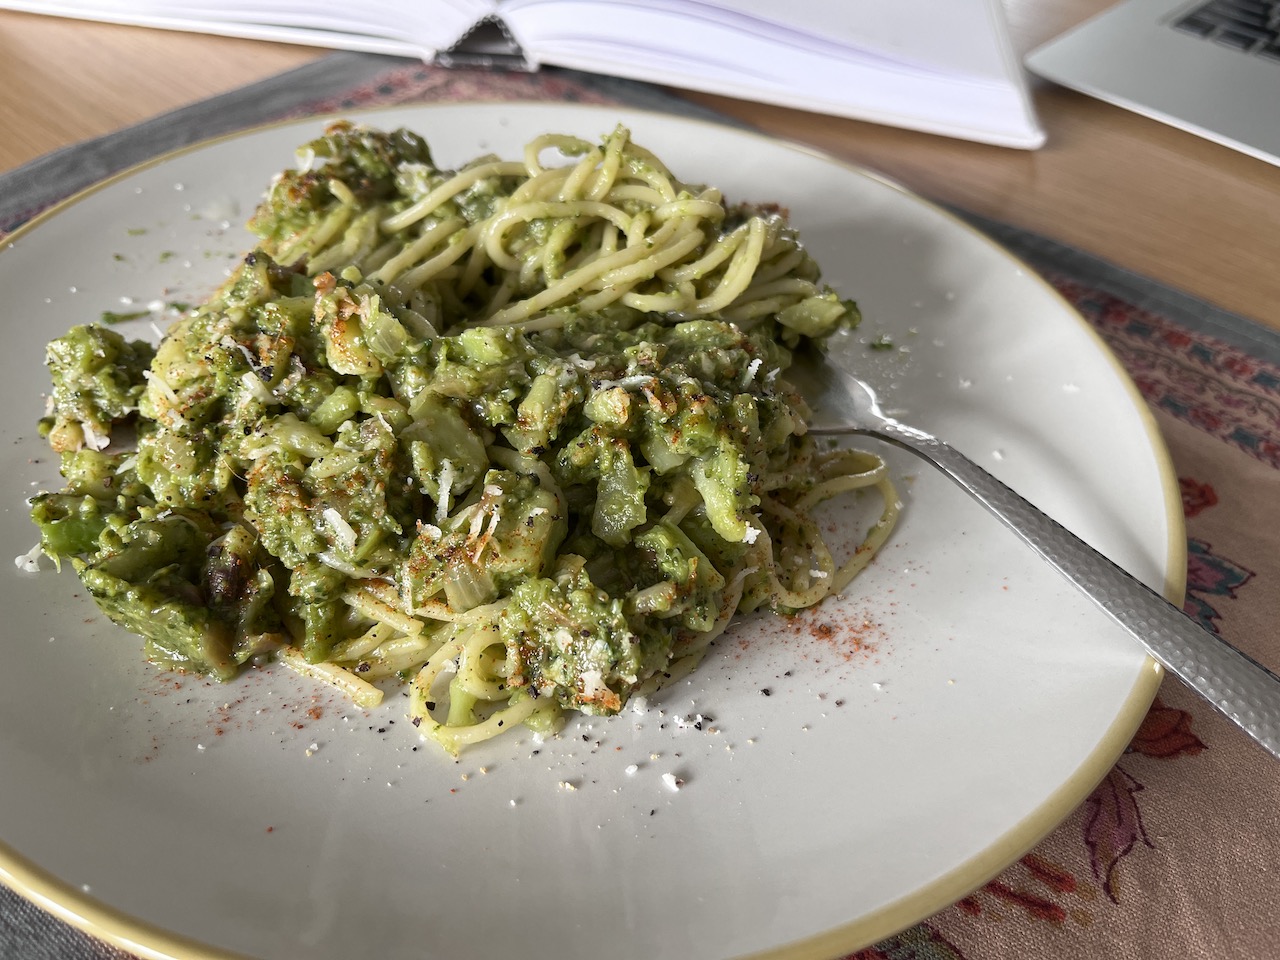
top-left (1, 3), bottom-right (1278, 328)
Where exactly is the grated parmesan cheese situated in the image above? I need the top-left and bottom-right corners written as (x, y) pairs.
top-left (436, 459), bottom-right (454, 522)
top-left (80, 421), bottom-right (110, 452)
top-left (239, 371), bottom-right (276, 405)
top-left (14, 542), bottom-right (44, 573)
top-left (317, 551), bottom-right (383, 580)
top-left (143, 369), bottom-right (179, 405)
top-left (322, 506), bottom-right (358, 554)
top-left (580, 669), bottom-right (607, 698)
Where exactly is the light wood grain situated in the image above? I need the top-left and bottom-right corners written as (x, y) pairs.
top-left (0, 11), bottom-right (319, 168)
top-left (1, 3), bottom-right (1278, 328)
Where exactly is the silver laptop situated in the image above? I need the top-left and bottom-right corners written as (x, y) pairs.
top-left (1025, 0), bottom-right (1280, 166)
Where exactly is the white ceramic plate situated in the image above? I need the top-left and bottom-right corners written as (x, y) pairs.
top-left (0, 104), bottom-right (1180, 960)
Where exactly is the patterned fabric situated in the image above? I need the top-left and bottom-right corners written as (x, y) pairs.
top-left (3, 57), bottom-right (1278, 960)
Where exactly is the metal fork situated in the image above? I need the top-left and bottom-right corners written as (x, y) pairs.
top-left (788, 346), bottom-right (1280, 760)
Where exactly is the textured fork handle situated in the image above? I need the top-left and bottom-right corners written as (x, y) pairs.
top-left (870, 420), bottom-right (1280, 760)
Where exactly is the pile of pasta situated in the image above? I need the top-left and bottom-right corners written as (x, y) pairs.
top-left (33, 122), bottom-right (899, 754)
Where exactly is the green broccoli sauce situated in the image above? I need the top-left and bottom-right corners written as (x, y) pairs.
top-left (31, 123), bottom-right (859, 728)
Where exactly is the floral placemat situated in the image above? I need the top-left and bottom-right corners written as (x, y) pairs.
top-left (2, 53), bottom-right (1277, 960)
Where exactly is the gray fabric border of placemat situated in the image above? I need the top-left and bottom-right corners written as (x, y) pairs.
top-left (2, 48), bottom-right (1278, 960)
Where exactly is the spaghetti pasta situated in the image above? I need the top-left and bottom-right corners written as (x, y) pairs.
top-left (30, 121), bottom-right (899, 754)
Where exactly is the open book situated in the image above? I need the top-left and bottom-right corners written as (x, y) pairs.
top-left (7, 0), bottom-right (1045, 148)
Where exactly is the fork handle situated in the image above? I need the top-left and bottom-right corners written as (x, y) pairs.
top-left (868, 420), bottom-right (1280, 760)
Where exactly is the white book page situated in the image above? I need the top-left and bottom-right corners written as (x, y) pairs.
top-left (711, 0), bottom-right (1018, 80)
top-left (500, 0), bottom-right (1020, 81)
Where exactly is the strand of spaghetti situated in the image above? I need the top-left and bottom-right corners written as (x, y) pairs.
top-left (430, 696), bottom-right (547, 754)
top-left (829, 477), bottom-right (901, 594)
top-left (354, 236), bottom-right (403, 277)
top-left (502, 312), bottom-right (578, 333)
top-left (559, 145), bottom-right (605, 200)
top-left (354, 633), bottom-right (438, 680)
top-left (483, 200), bottom-right (635, 271)
top-left (394, 224), bottom-right (483, 291)
top-left (513, 212), bottom-right (597, 280)
top-left (583, 127), bottom-right (627, 200)
top-left (603, 184), bottom-right (669, 208)
top-left (575, 226), bottom-right (706, 313)
top-left (410, 631), bottom-right (470, 715)
top-left (456, 230), bottom-right (495, 297)
top-left (329, 621), bottom-right (398, 662)
top-left (454, 652), bottom-right (511, 700)
top-left (342, 585), bottom-right (425, 636)
top-left (738, 277), bottom-right (821, 303)
top-left (407, 622), bottom-right (538, 751)
top-left (445, 681), bottom-right (479, 727)
top-left (278, 646), bottom-right (384, 708)
top-left (620, 136), bottom-right (673, 172)
top-left (380, 160), bottom-right (527, 234)
top-left (343, 577), bottom-right (408, 612)
top-left (484, 271), bottom-right (521, 315)
top-left (327, 177), bottom-right (358, 207)
top-left (690, 216), bottom-right (767, 314)
top-left (816, 447), bottom-right (887, 476)
top-left (596, 222), bottom-right (705, 289)
top-left (451, 598), bottom-right (512, 625)
top-left (752, 500), bottom-right (834, 609)
top-left (517, 232), bottom-right (546, 289)
top-left (503, 170), bottom-right (564, 211)
top-left (623, 209), bottom-right (653, 247)
top-left (662, 221), bottom-right (749, 283)
top-left (619, 285), bottom-right (696, 312)
top-left (722, 296), bottom-right (801, 323)
top-left (747, 247), bottom-right (806, 286)
top-left (795, 474), bottom-right (889, 520)
top-left (413, 597), bottom-right (458, 621)
top-left (616, 147), bottom-right (679, 201)
top-left (653, 195), bottom-right (725, 224)
top-left (370, 216), bottom-right (466, 285)
top-left (483, 217), bottom-right (685, 325)
top-left (454, 626), bottom-right (508, 693)
top-left (599, 221), bottom-right (620, 257)
top-left (309, 207), bottom-right (384, 275)
top-left (523, 133), bottom-right (593, 175)
top-left (792, 450), bottom-right (889, 513)
top-left (559, 220), bottom-right (609, 275)
top-left (278, 202), bottom-right (352, 267)
top-left (474, 642), bottom-right (512, 679)
top-left (541, 219), bottom-right (586, 282)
